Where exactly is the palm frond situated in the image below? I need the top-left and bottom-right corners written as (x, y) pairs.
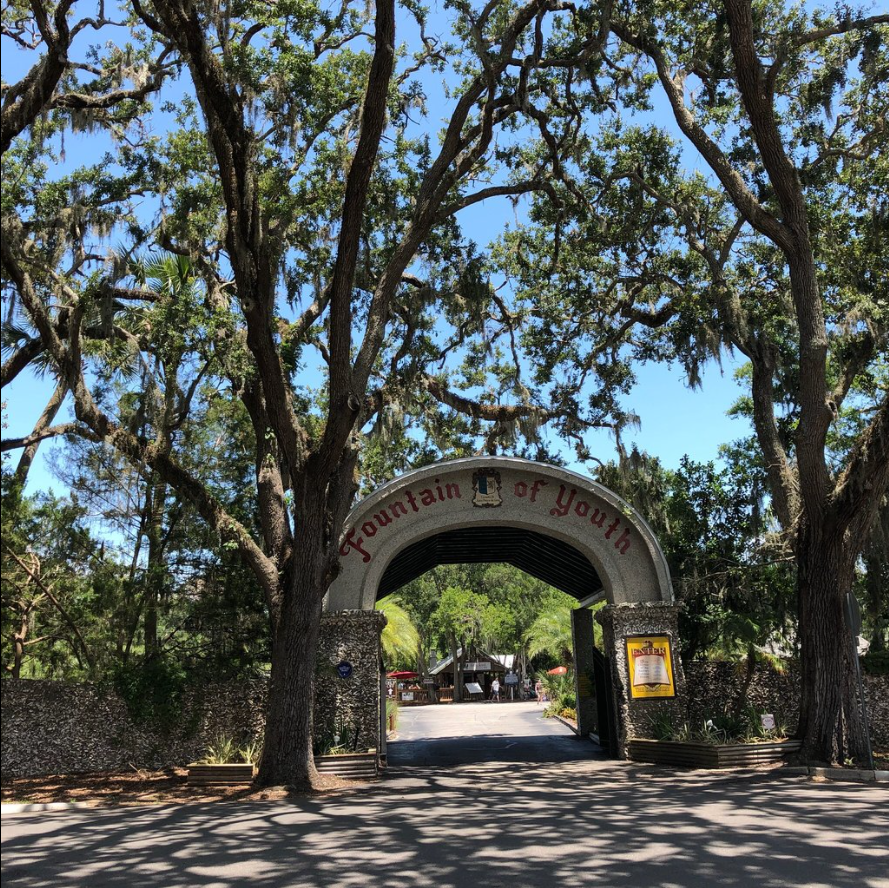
top-left (377, 594), bottom-right (420, 667)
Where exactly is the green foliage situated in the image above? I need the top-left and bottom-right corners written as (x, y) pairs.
top-left (201, 734), bottom-right (239, 765)
top-left (397, 562), bottom-right (585, 679)
top-left (111, 657), bottom-right (193, 731)
top-left (1, 468), bottom-right (127, 679)
top-left (597, 451), bottom-right (796, 664)
top-left (238, 737), bottom-right (263, 766)
top-left (199, 733), bottom-right (260, 765)
top-left (432, 585), bottom-right (502, 653)
top-left (650, 709), bottom-right (789, 745)
top-left (377, 595), bottom-right (420, 670)
top-left (861, 651), bottom-right (889, 676)
top-left (539, 672), bottom-right (575, 718)
top-left (313, 717), bottom-right (362, 756)
top-left (525, 601), bottom-right (593, 666)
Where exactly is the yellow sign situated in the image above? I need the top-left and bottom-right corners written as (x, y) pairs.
top-left (626, 635), bottom-right (675, 699)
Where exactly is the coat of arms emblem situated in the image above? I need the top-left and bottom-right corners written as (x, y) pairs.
top-left (472, 470), bottom-right (502, 507)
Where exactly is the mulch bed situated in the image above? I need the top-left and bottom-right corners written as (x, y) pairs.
top-left (4, 748), bottom-right (884, 808)
top-left (1, 768), bottom-right (369, 807)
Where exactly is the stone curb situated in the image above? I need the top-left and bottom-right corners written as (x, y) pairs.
top-left (2, 801), bottom-right (89, 814)
top-left (551, 714), bottom-right (579, 735)
top-left (782, 766), bottom-right (888, 783)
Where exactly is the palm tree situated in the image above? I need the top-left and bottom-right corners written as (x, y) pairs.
top-left (526, 607), bottom-right (574, 666)
top-left (526, 600), bottom-right (606, 667)
top-left (377, 594), bottom-right (420, 669)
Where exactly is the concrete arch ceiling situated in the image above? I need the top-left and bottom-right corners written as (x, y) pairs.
top-left (326, 457), bottom-right (673, 612)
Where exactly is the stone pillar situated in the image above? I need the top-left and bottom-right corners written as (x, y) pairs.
top-left (596, 603), bottom-right (686, 758)
top-left (315, 610), bottom-right (387, 756)
top-left (571, 608), bottom-right (597, 737)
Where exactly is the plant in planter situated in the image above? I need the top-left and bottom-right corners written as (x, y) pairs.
top-left (631, 708), bottom-right (801, 768)
top-left (313, 718), bottom-right (378, 780)
top-left (188, 734), bottom-right (259, 784)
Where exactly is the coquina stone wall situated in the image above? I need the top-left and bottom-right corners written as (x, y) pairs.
top-left (3, 653), bottom-right (885, 779)
top-left (684, 661), bottom-right (889, 747)
top-left (313, 609), bottom-right (386, 754)
top-left (2, 610), bottom-right (385, 780)
top-left (1, 678), bottom-right (268, 779)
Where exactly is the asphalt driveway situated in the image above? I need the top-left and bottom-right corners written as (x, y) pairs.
top-left (387, 699), bottom-right (603, 767)
top-left (3, 702), bottom-right (887, 888)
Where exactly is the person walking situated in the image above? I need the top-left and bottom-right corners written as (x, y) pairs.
top-left (491, 678), bottom-right (501, 702)
top-left (535, 678), bottom-right (543, 705)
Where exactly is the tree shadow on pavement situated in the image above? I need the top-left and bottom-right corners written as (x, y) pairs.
top-left (2, 762), bottom-right (886, 888)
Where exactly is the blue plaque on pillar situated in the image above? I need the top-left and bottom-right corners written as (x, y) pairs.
top-left (336, 661), bottom-right (353, 679)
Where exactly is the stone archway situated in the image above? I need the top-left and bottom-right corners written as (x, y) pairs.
top-left (316, 458), bottom-right (686, 760)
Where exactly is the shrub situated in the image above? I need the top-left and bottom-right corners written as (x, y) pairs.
top-left (861, 650), bottom-right (889, 676)
top-left (200, 733), bottom-right (262, 764)
top-left (238, 738), bottom-right (262, 765)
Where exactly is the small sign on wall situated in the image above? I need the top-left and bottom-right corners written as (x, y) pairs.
top-left (626, 635), bottom-right (675, 699)
top-left (335, 661), bottom-right (353, 679)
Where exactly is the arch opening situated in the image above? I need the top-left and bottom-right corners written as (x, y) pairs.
top-left (377, 526), bottom-right (602, 601)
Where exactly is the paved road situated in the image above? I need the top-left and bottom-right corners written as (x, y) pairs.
top-left (3, 703), bottom-right (888, 888)
top-left (387, 700), bottom-right (603, 767)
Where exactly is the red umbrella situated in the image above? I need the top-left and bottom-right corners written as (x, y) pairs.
top-left (546, 666), bottom-right (569, 675)
top-left (387, 670), bottom-right (419, 678)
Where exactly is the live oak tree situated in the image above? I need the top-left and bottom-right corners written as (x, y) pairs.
top-left (5, 0), bottom-right (883, 782)
top-left (496, 0), bottom-right (888, 763)
top-left (2, 0), bottom-right (617, 788)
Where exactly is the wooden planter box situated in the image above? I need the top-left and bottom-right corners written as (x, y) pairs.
top-left (627, 739), bottom-right (802, 769)
top-left (315, 751), bottom-right (379, 780)
top-left (187, 763), bottom-right (255, 785)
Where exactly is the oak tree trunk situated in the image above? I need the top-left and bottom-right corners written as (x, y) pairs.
top-left (256, 553), bottom-right (326, 789)
top-left (795, 522), bottom-right (869, 764)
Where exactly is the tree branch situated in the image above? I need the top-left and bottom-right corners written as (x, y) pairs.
top-left (1, 421), bottom-right (96, 452)
top-left (1, 337), bottom-right (45, 387)
top-left (832, 389), bottom-right (889, 542)
top-left (1, 0), bottom-right (75, 154)
top-left (320, 0), bottom-right (397, 475)
top-left (13, 378), bottom-right (68, 484)
top-left (3, 544), bottom-right (96, 671)
top-left (610, 19), bottom-right (790, 252)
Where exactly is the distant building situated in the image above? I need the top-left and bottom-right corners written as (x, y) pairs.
top-left (429, 647), bottom-right (508, 699)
